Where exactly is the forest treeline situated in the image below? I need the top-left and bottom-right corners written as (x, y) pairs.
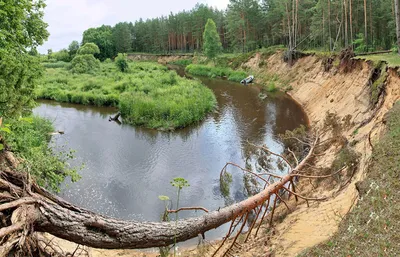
top-left (59, 0), bottom-right (397, 60)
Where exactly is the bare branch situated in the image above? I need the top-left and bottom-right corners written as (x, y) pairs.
top-left (288, 148), bottom-right (299, 166)
top-left (282, 136), bottom-right (311, 146)
top-left (282, 186), bottom-right (328, 201)
top-left (167, 207), bottom-right (209, 213)
top-left (291, 166), bottom-right (346, 179)
top-left (248, 142), bottom-right (293, 169)
top-left (275, 193), bottom-right (291, 212)
top-left (222, 162), bottom-right (270, 183)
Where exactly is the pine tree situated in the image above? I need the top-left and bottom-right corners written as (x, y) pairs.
top-left (203, 19), bottom-right (222, 59)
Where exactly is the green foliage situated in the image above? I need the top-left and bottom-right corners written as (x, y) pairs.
top-left (266, 82), bottom-right (278, 93)
top-left (70, 54), bottom-right (101, 74)
top-left (169, 59), bottom-right (193, 66)
top-left (301, 102), bottom-right (400, 256)
top-left (353, 33), bottom-right (367, 53)
top-left (115, 53), bottom-right (129, 72)
top-left (82, 25), bottom-right (115, 60)
top-left (0, 49), bottom-right (44, 118)
top-left (371, 63), bottom-right (388, 105)
top-left (0, 0), bottom-right (49, 118)
top-left (0, 116), bottom-right (81, 192)
top-left (68, 40), bottom-right (80, 57)
top-left (53, 49), bottom-right (71, 62)
top-left (77, 43), bottom-right (101, 56)
top-left (42, 61), bottom-right (69, 69)
top-left (185, 64), bottom-right (247, 82)
top-left (36, 62), bottom-right (216, 130)
top-left (170, 177), bottom-right (190, 190)
top-left (220, 172), bottom-right (233, 197)
top-left (113, 22), bottom-right (132, 53)
top-left (103, 58), bottom-right (112, 64)
top-left (203, 19), bottom-right (222, 59)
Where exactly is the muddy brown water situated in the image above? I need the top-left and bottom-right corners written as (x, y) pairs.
top-left (33, 67), bottom-right (307, 244)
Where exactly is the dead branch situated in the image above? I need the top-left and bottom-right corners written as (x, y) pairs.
top-left (282, 186), bottom-right (328, 202)
top-left (167, 207), bottom-right (209, 213)
top-left (288, 148), bottom-right (299, 166)
top-left (221, 162), bottom-right (269, 183)
top-left (248, 141), bottom-right (293, 169)
top-left (291, 166), bottom-right (346, 179)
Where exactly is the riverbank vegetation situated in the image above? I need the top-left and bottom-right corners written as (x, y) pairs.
top-left (36, 62), bottom-right (216, 130)
top-left (185, 64), bottom-right (247, 82)
top-left (0, 117), bottom-right (80, 192)
top-left (301, 102), bottom-right (400, 256)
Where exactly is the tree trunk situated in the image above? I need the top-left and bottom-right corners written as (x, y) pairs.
top-left (364, 0), bottom-right (368, 46)
top-left (344, 0), bottom-right (348, 47)
top-left (349, 0), bottom-right (353, 47)
top-left (396, 0), bottom-right (400, 54)
top-left (0, 138), bottom-right (317, 252)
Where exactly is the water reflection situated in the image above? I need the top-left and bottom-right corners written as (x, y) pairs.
top-left (34, 73), bottom-right (307, 242)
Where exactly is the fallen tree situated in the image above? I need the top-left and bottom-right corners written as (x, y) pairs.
top-left (0, 131), bottom-right (343, 256)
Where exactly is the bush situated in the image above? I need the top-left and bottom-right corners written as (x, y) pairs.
top-left (104, 58), bottom-right (112, 64)
top-left (70, 54), bottom-right (100, 74)
top-left (115, 53), bottom-right (129, 72)
top-left (1, 116), bottom-right (80, 191)
top-left (53, 49), bottom-right (70, 62)
top-left (77, 43), bottom-right (100, 55)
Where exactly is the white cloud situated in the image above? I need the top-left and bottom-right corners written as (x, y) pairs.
top-left (38, 0), bottom-right (230, 53)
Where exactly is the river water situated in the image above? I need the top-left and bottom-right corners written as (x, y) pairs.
top-left (33, 69), bottom-right (307, 242)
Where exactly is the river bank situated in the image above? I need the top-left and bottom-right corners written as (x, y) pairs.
top-left (24, 50), bottom-right (400, 256)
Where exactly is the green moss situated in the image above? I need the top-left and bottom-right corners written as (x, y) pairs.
top-left (371, 62), bottom-right (388, 105)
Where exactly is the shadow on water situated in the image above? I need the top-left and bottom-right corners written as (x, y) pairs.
top-left (33, 66), bottom-right (307, 246)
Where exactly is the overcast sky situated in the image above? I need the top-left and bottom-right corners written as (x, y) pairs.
top-left (38, 0), bottom-right (229, 53)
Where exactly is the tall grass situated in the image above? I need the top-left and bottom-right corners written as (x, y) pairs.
top-left (185, 64), bottom-right (247, 82)
top-left (36, 62), bottom-right (216, 130)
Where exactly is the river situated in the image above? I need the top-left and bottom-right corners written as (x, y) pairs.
top-left (33, 68), bottom-right (307, 242)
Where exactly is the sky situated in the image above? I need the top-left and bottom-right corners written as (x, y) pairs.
top-left (38, 0), bottom-right (230, 54)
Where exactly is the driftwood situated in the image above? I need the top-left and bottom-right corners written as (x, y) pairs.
top-left (0, 131), bottom-right (346, 256)
top-left (355, 50), bottom-right (392, 56)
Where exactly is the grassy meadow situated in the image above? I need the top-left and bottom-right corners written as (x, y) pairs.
top-left (36, 62), bottom-right (216, 130)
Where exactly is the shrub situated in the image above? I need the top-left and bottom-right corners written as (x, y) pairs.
top-left (104, 58), bottom-right (112, 63)
top-left (115, 53), bottom-right (129, 72)
top-left (77, 43), bottom-right (100, 55)
top-left (70, 54), bottom-right (100, 74)
top-left (53, 49), bottom-right (71, 62)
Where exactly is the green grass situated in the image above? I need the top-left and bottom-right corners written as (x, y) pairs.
top-left (185, 64), bottom-right (247, 82)
top-left (300, 102), bottom-right (400, 256)
top-left (36, 62), bottom-right (216, 130)
top-left (42, 61), bottom-right (70, 69)
top-left (168, 59), bottom-right (192, 66)
top-left (354, 52), bottom-right (400, 68)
